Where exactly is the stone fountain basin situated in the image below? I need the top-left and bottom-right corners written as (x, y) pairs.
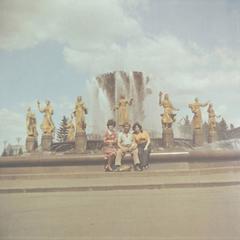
top-left (0, 150), bottom-right (240, 168)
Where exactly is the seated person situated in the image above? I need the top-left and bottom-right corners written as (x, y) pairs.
top-left (115, 122), bottom-right (142, 171)
top-left (132, 122), bottom-right (151, 169)
top-left (103, 119), bottom-right (117, 172)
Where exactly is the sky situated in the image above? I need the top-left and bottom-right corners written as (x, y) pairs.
top-left (0, 0), bottom-right (240, 149)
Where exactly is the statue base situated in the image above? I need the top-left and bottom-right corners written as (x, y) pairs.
top-left (208, 130), bottom-right (218, 143)
top-left (26, 136), bottom-right (38, 152)
top-left (193, 129), bottom-right (204, 147)
top-left (75, 132), bottom-right (87, 153)
top-left (162, 128), bottom-right (174, 148)
top-left (41, 134), bottom-right (53, 151)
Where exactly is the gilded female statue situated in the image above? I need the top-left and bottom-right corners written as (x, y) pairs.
top-left (37, 100), bottom-right (55, 135)
top-left (208, 104), bottom-right (220, 131)
top-left (26, 107), bottom-right (38, 137)
top-left (189, 98), bottom-right (209, 129)
top-left (114, 95), bottom-right (133, 126)
top-left (66, 115), bottom-right (75, 141)
top-left (73, 96), bottom-right (88, 133)
top-left (159, 91), bottom-right (179, 128)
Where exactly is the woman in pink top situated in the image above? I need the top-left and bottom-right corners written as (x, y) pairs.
top-left (103, 119), bottom-right (117, 172)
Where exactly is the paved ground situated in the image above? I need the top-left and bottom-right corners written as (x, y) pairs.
top-left (1, 158), bottom-right (240, 240)
top-left (1, 186), bottom-right (240, 240)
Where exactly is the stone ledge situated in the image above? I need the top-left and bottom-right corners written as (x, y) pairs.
top-left (1, 150), bottom-right (240, 168)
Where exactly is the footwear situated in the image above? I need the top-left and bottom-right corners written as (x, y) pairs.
top-left (135, 164), bottom-right (143, 171)
top-left (105, 165), bottom-right (113, 172)
top-left (143, 165), bottom-right (149, 170)
top-left (114, 166), bottom-right (121, 172)
top-left (105, 164), bottom-right (113, 172)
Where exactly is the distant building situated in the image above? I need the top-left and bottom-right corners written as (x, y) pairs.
top-left (226, 127), bottom-right (240, 139)
top-left (2, 144), bottom-right (24, 157)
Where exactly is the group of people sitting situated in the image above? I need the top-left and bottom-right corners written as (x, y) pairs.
top-left (103, 120), bottom-right (151, 172)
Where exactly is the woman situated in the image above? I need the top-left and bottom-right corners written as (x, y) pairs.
top-left (133, 122), bottom-right (151, 169)
top-left (103, 119), bottom-right (118, 172)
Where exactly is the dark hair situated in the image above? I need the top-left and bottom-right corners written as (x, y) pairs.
top-left (107, 119), bottom-right (116, 128)
top-left (132, 122), bottom-right (143, 132)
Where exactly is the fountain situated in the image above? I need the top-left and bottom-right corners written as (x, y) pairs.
top-left (1, 70), bottom-right (240, 174)
top-left (88, 71), bottom-right (152, 132)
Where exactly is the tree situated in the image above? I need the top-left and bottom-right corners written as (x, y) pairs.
top-left (1, 148), bottom-right (7, 157)
top-left (18, 147), bottom-right (23, 155)
top-left (2, 140), bottom-right (8, 156)
top-left (217, 118), bottom-right (228, 140)
top-left (8, 145), bottom-right (14, 156)
top-left (57, 116), bottom-right (68, 142)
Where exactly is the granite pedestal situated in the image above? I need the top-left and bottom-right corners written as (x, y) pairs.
top-left (162, 128), bottom-right (174, 148)
top-left (41, 134), bottom-right (53, 151)
top-left (26, 136), bottom-right (38, 152)
top-left (193, 129), bottom-right (204, 147)
top-left (75, 132), bottom-right (87, 153)
top-left (208, 130), bottom-right (218, 143)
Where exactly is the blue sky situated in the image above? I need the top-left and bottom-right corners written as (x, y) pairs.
top-left (0, 0), bottom-right (240, 149)
top-left (0, 41), bottom-right (87, 108)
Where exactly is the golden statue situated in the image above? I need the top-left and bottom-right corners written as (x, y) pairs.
top-left (66, 115), bottom-right (75, 141)
top-left (73, 96), bottom-right (88, 133)
top-left (26, 107), bottom-right (38, 137)
top-left (37, 100), bottom-right (55, 135)
top-left (114, 95), bottom-right (133, 126)
top-left (189, 98), bottom-right (209, 129)
top-left (208, 104), bottom-right (220, 131)
top-left (159, 91), bottom-right (179, 128)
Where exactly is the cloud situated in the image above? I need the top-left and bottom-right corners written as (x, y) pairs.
top-left (0, 0), bottom-right (142, 51)
top-left (66, 33), bottom-right (240, 124)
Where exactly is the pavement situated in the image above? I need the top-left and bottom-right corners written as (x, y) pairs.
top-left (1, 186), bottom-right (240, 239)
top-left (1, 154), bottom-right (240, 239)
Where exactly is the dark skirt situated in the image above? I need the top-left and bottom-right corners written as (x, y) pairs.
top-left (137, 142), bottom-right (151, 167)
